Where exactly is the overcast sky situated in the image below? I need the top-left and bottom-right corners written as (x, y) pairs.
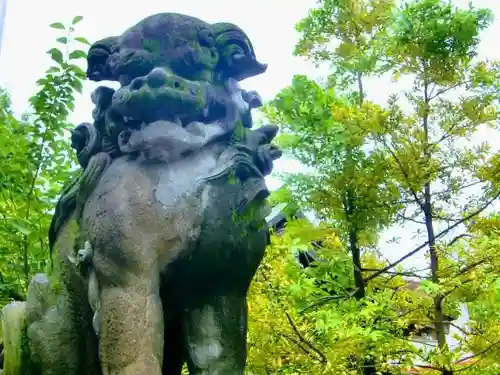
top-left (0, 0), bottom-right (498, 270)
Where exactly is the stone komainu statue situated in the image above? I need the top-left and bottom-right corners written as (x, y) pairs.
top-left (0, 13), bottom-right (281, 375)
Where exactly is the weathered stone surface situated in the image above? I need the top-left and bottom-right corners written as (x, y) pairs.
top-left (4, 12), bottom-right (281, 375)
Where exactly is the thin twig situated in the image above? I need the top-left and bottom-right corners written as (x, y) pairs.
top-left (300, 288), bottom-right (360, 314)
top-left (455, 340), bottom-right (500, 364)
top-left (281, 333), bottom-right (313, 356)
top-left (285, 312), bottom-right (327, 363)
top-left (362, 268), bottom-right (428, 279)
top-left (383, 140), bottom-right (426, 212)
top-left (364, 192), bottom-right (500, 283)
top-left (447, 233), bottom-right (474, 247)
top-left (428, 80), bottom-right (470, 101)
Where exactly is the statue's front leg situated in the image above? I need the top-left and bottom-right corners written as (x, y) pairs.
top-left (183, 294), bottom-right (248, 375)
top-left (93, 246), bottom-right (164, 375)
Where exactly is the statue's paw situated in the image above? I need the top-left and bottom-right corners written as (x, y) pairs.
top-left (254, 124), bottom-right (279, 144)
top-left (26, 274), bottom-right (56, 325)
top-left (77, 240), bottom-right (93, 264)
top-left (243, 90), bottom-right (263, 109)
top-left (69, 240), bottom-right (93, 266)
top-left (255, 144), bottom-right (282, 176)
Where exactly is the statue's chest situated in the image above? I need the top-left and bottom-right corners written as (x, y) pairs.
top-left (82, 150), bottom-right (219, 264)
top-left (84, 146), bottom-right (266, 272)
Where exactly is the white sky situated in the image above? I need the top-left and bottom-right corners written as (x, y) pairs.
top-left (0, 0), bottom-right (499, 270)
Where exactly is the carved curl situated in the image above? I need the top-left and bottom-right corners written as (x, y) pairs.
top-left (212, 22), bottom-right (267, 82)
top-left (49, 13), bottom-right (280, 252)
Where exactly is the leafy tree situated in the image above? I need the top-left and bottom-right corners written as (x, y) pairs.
top-left (246, 198), bottom-right (433, 375)
top-left (259, 0), bottom-right (411, 373)
top-left (247, 0), bottom-right (500, 374)
top-left (370, 1), bottom-right (500, 373)
top-left (0, 16), bottom-right (89, 305)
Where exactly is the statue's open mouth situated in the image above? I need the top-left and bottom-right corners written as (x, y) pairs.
top-left (121, 116), bottom-right (143, 129)
top-left (110, 68), bottom-right (214, 127)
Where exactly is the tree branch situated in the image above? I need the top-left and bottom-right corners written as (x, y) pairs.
top-left (396, 212), bottom-right (426, 225)
top-left (285, 312), bottom-right (327, 363)
top-left (455, 339), bottom-right (500, 365)
top-left (281, 333), bottom-right (314, 356)
top-left (300, 288), bottom-right (359, 314)
top-left (428, 80), bottom-right (470, 101)
top-left (447, 233), bottom-right (474, 247)
top-left (441, 279), bottom-right (473, 299)
top-left (364, 192), bottom-right (500, 283)
top-left (361, 268), bottom-right (428, 279)
top-left (454, 258), bottom-right (489, 278)
top-left (383, 141), bottom-right (426, 212)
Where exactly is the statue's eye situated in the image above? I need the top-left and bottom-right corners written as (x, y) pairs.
top-left (199, 29), bottom-right (215, 48)
top-left (231, 46), bottom-right (244, 57)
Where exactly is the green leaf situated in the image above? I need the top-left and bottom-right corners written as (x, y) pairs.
top-left (68, 50), bottom-right (87, 60)
top-left (71, 16), bottom-right (83, 25)
top-left (56, 37), bottom-right (68, 44)
top-left (69, 79), bottom-right (83, 94)
top-left (50, 22), bottom-right (65, 30)
top-left (9, 220), bottom-right (32, 236)
top-left (46, 66), bottom-right (60, 73)
top-left (69, 64), bottom-right (86, 78)
top-left (420, 280), bottom-right (441, 295)
top-left (75, 36), bottom-right (91, 45)
top-left (47, 48), bottom-right (64, 64)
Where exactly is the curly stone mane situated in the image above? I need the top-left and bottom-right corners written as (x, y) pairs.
top-left (48, 14), bottom-right (270, 252)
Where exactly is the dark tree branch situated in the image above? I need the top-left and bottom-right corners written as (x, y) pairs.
top-left (446, 321), bottom-right (475, 337)
top-left (364, 192), bottom-right (500, 283)
top-left (432, 179), bottom-right (483, 197)
top-left (281, 334), bottom-right (314, 356)
top-left (383, 141), bottom-right (426, 212)
top-left (361, 268), bottom-right (428, 279)
top-left (300, 288), bottom-right (359, 314)
top-left (396, 212), bottom-right (426, 225)
top-left (455, 339), bottom-right (500, 365)
top-left (447, 233), bottom-right (474, 247)
top-left (285, 312), bottom-right (327, 363)
top-left (454, 258), bottom-right (489, 278)
top-left (441, 279), bottom-right (473, 300)
top-left (428, 80), bottom-right (470, 101)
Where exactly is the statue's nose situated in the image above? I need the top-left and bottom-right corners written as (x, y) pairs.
top-left (146, 68), bottom-right (169, 88)
top-left (129, 76), bottom-right (147, 91)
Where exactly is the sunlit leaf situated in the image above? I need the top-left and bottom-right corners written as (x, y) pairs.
top-left (49, 22), bottom-right (65, 30)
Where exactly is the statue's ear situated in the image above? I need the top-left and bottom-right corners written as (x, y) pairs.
top-left (228, 53), bottom-right (267, 82)
top-left (87, 36), bottom-right (119, 82)
top-left (212, 22), bottom-right (267, 82)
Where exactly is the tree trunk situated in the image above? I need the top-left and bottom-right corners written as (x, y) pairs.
top-left (348, 72), bottom-right (376, 375)
top-left (348, 227), bottom-right (377, 375)
top-left (422, 75), bottom-right (453, 375)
